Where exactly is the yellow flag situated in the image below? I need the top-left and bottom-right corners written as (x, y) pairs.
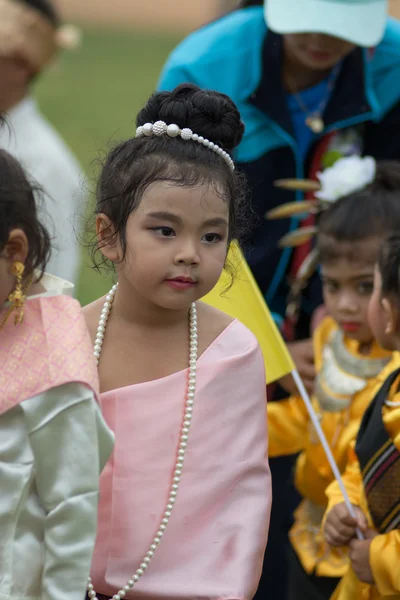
top-left (202, 241), bottom-right (294, 384)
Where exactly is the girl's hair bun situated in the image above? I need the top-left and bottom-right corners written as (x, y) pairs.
top-left (137, 83), bottom-right (245, 152)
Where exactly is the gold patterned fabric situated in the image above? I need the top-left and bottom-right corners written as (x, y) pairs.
top-left (315, 329), bottom-right (389, 413)
top-left (356, 368), bottom-right (400, 533)
top-left (0, 293), bottom-right (99, 413)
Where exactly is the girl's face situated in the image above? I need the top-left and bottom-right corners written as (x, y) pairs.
top-left (0, 57), bottom-right (31, 112)
top-left (101, 181), bottom-right (230, 311)
top-left (321, 242), bottom-right (378, 347)
top-left (368, 267), bottom-right (398, 352)
top-left (284, 33), bottom-right (356, 71)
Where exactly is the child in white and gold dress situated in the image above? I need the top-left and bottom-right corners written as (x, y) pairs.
top-left (0, 149), bottom-right (114, 600)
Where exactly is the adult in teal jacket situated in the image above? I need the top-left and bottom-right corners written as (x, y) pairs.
top-left (158, 0), bottom-right (400, 383)
top-left (158, 1), bottom-right (400, 598)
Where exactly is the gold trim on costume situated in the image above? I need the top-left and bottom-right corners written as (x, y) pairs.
top-left (315, 329), bottom-right (390, 413)
top-left (290, 500), bottom-right (349, 570)
top-left (330, 329), bottom-right (389, 377)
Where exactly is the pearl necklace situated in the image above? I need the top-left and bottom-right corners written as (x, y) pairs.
top-left (88, 283), bottom-right (198, 600)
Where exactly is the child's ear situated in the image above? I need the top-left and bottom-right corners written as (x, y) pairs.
top-left (96, 214), bottom-right (121, 263)
top-left (382, 297), bottom-right (399, 335)
top-left (4, 229), bottom-right (29, 266)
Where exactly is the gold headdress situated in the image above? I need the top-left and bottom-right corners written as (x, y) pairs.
top-left (266, 179), bottom-right (323, 324)
top-left (267, 179), bottom-right (323, 247)
top-left (0, 0), bottom-right (81, 73)
top-left (266, 156), bottom-right (377, 324)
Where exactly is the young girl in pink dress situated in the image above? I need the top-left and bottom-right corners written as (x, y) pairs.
top-left (0, 149), bottom-right (114, 600)
top-left (84, 84), bottom-right (272, 600)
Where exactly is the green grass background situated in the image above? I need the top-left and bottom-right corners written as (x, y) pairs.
top-left (35, 26), bottom-right (181, 306)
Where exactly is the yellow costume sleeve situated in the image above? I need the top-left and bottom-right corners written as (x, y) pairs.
top-left (324, 446), bottom-right (363, 513)
top-left (266, 317), bottom-right (336, 458)
top-left (369, 531), bottom-right (400, 595)
top-left (313, 316), bottom-right (337, 372)
top-left (267, 396), bottom-right (309, 457)
top-left (368, 400), bottom-right (400, 596)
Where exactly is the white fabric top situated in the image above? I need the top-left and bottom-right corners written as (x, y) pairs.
top-left (31, 271), bottom-right (75, 299)
top-left (0, 98), bottom-right (85, 286)
top-left (0, 279), bottom-right (114, 600)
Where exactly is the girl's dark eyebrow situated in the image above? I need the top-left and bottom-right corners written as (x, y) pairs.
top-left (146, 211), bottom-right (181, 224)
top-left (322, 273), bottom-right (374, 283)
top-left (351, 274), bottom-right (374, 281)
top-left (146, 212), bottom-right (228, 227)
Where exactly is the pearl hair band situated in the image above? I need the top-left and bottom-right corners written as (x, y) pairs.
top-left (136, 120), bottom-right (235, 171)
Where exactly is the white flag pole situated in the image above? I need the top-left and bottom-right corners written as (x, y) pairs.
top-left (291, 369), bottom-right (363, 540)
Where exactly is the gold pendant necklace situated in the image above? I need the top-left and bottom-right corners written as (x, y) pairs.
top-left (305, 115), bottom-right (325, 134)
top-left (287, 61), bottom-right (342, 136)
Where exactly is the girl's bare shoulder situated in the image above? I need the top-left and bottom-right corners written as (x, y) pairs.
top-left (196, 301), bottom-right (235, 345)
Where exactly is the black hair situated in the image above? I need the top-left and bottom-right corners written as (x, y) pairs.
top-left (0, 150), bottom-right (51, 279)
top-left (237, 0), bottom-right (263, 7)
top-left (19, 0), bottom-right (60, 26)
top-left (90, 84), bottom-right (248, 275)
top-left (317, 161), bottom-right (400, 264)
top-left (378, 233), bottom-right (400, 304)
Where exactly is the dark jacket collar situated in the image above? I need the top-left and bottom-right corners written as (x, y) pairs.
top-left (249, 30), bottom-right (373, 137)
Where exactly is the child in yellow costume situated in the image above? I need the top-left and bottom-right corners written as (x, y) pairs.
top-left (324, 234), bottom-right (400, 600)
top-left (267, 158), bottom-right (400, 600)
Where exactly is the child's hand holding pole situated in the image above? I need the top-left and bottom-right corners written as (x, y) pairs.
top-left (324, 502), bottom-right (368, 547)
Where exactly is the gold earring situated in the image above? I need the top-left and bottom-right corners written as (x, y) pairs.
top-left (7, 261), bottom-right (27, 325)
